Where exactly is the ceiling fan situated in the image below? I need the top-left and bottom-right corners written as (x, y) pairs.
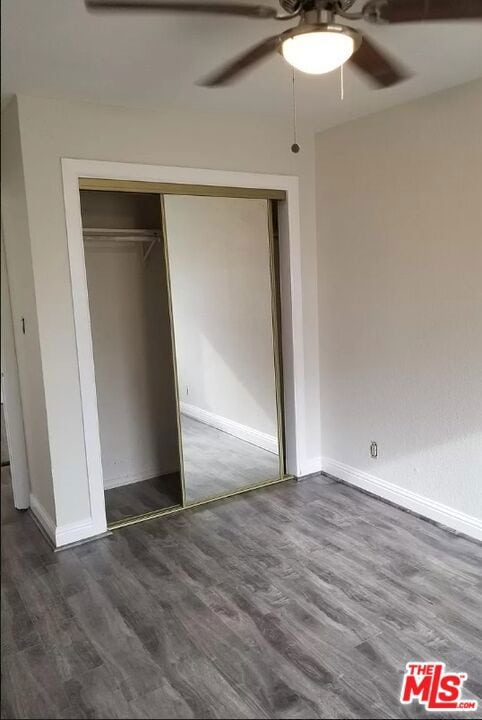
top-left (86, 0), bottom-right (482, 88)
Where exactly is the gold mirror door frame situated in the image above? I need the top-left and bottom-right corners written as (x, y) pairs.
top-left (161, 193), bottom-right (289, 508)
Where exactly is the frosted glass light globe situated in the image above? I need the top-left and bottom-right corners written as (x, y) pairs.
top-left (282, 30), bottom-right (355, 74)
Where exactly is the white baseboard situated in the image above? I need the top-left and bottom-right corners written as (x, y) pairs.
top-left (298, 456), bottom-right (323, 477)
top-left (30, 494), bottom-right (100, 547)
top-left (322, 457), bottom-right (482, 542)
top-left (180, 402), bottom-right (278, 454)
top-left (55, 517), bottom-right (99, 547)
top-left (103, 467), bottom-right (174, 490)
top-left (30, 494), bottom-right (56, 543)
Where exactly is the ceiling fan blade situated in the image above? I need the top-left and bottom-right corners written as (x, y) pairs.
top-left (363, 0), bottom-right (482, 24)
top-left (85, 0), bottom-right (278, 18)
top-left (198, 34), bottom-right (281, 86)
top-left (348, 35), bottom-right (410, 87)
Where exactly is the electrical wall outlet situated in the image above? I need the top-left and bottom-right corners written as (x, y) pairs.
top-left (370, 441), bottom-right (378, 459)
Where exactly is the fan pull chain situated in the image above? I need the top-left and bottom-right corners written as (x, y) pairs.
top-left (340, 62), bottom-right (345, 101)
top-left (291, 68), bottom-right (300, 154)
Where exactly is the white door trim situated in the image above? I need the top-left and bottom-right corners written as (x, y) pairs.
top-left (61, 158), bottom-right (308, 542)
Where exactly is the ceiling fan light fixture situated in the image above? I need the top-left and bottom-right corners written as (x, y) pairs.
top-left (281, 27), bottom-right (358, 75)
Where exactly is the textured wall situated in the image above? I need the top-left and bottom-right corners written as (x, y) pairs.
top-left (316, 79), bottom-right (482, 520)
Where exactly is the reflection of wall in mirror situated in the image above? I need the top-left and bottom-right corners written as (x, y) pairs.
top-left (165, 195), bottom-right (278, 452)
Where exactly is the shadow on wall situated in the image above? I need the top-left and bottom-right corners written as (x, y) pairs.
top-left (165, 195), bottom-right (279, 439)
top-left (185, 332), bottom-right (277, 435)
top-left (142, 242), bottom-right (180, 472)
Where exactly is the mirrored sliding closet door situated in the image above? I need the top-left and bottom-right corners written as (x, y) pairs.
top-left (163, 195), bottom-right (283, 505)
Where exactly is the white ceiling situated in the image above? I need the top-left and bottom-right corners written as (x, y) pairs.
top-left (2, 0), bottom-right (482, 130)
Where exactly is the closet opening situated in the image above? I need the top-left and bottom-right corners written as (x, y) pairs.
top-left (78, 176), bottom-right (292, 531)
top-left (80, 190), bottom-right (183, 525)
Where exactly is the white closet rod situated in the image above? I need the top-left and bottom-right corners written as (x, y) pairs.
top-left (83, 227), bottom-right (160, 240)
top-left (82, 228), bottom-right (161, 262)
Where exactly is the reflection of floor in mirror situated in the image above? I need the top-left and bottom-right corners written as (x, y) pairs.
top-left (181, 414), bottom-right (280, 504)
top-left (1, 404), bottom-right (10, 466)
top-left (104, 472), bottom-right (181, 523)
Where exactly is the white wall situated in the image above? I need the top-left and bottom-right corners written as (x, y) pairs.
top-left (1, 98), bottom-right (56, 525)
top-left (317, 79), bottom-right (482, 536)
top-left (13, 94), bottom-right (320, 530)
top-left (164, 195), bottom-right (278, 440)
top-left (9, 82), bottom-right (480, 542)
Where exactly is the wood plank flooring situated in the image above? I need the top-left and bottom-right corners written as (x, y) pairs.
top-left (104, 473), bottom-right (181, 523)
top-left (181, 415), bottom-right (280, 504)
top-left (1, 465), bottom-right (481, 719)
top-left (103, 416), bottom-right (280, 522)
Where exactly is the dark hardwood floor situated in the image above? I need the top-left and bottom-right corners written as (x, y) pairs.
top-left (104, 472), bottom-right (181, 524)
top-left (1, 465), bottom-right (481, 719)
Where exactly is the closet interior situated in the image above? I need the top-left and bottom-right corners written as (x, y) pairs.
top-left (81, 190), bottom-right (182, 524)
top-left (80, 181), bottom-right (288, 529)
